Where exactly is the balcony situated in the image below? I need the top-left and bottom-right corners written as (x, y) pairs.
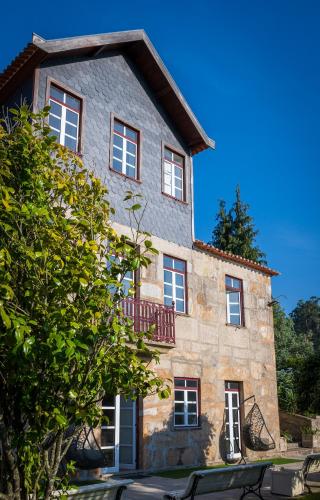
top-left (122, 297), bottom-right (175, 345)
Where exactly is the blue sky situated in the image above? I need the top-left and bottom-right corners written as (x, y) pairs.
top-left (1, 0), bottom-right (319, 312)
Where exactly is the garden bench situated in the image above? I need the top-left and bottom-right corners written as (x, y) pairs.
top-left (56, 478), bottom-right (133, 499)
top-left (163, 462), bottom-right (272, 500)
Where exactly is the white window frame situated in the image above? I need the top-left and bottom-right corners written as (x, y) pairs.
top-left (163, 148), bottom-right (184, 201)
top-left (174, 378), bottom-right (199, 427)
top-left (224, 383), bottom-right (241, 459)
top-left (49, 86), bottom-right (80, 152)
top-left (112, 121), bottom-right (138, 179)
top-left (226, 276), bottom-right (243, 326)
top-left (163, 257), bottom-right (186, 313)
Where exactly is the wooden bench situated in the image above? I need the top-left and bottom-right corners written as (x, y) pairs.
top-left (163, 462), bottom-right (272, 500)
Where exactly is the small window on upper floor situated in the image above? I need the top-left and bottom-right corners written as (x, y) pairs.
top-left (112, 119), bottom-right (139, 180)
top-left (225, 275), bottom-right (244, 326)
top-left (163, 147), bottom-right (185, 201)
top-left (49, 84), bottom-right (81, 153)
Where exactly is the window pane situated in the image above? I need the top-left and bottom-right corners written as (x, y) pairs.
top-left (175, 166), bottom-right (183, 179)
top-left (186, 380), bottom-right (198, 387)
top-left (164, 173), bottom-right (172, 186)
top-left (233, 278), bottom-right (241, 289)
top-left (120, 427), bottom-right (133, 445)
top-left (188, 403), bottom-right (197, 413)
top-left (65, 93), bottom-right (80, 111)
top-left (174, 259), bottom-right (185, 272)
top-left (114, 121), bottom-right (125, 134)
top-left (120, 446), bottom-right (133, 464)
top-left (49, 115), bottom-right (61, 132)
top-left (102, 448), bottom-right (114, 467)
top-left (101, 429), bottom-right (115, 447)
top-left (126, 153), bottom-right (136, 167)
top-left (49, 100), bottom-right (62, 117)
top-left (188, 414), bottom-right (197, 425)
top-left (175, 178), bottom-right (182, 189)
top-left (175, 414), bottom-right (184, 426)
top-left (126, 165), bottom-right (136, 178)
top-left (50, 85), bottom-right (64, 102)
top-left (102, 409), bottom-right (115, 426)
top-left (230, 314), bottom-right (241, 325)
top-left (164, 148), bottom-right (172, 160)
top-left (126, 141), bottom-right (136, 154)
top-left (175, 379), bottom-right (185, 387)
top-left (164, 270), bottom-right (172, 284)
top-left (164, 296), bottom-right (173, 307)
top-left (113, 158), bottom-right (123, 172)
top-left (113, 134), bottom-right (123, 148)
top-left (175, 287), bottom-right (184, 300)
top-left (65, 122), bottom-right (78, 138)
top-left (66, 109), bottom-right (78, 126)
top-left (174, 390), bottom-right (184, 401)
top-left (164, 184), bottom-right (171, 195)
top-left (64, 136), bottom-right (77, 152)
top-left (175, 300), bottom-right (185, 313)
top-left (232, 394), bottom-right (239, 407)
top-left (113, 147), bottom-right (122, 161)
top-left (175, 274), bottom-right (184, 286)
top-left (225, 276), bottom-right (232, 287)
top-left (120, 409), bottom-right (132, 426)
top-left (187, 391), bottom-right (197, 401)
top-left (175, 188), bottom-right (183, 200)
top-left (228, 292), bottom-right (240, 304)
top-left (173, 152), bottom-right (183, 165)
top-left (230, 304), bottom-right (240, 314)
top-left (164, 256), bottom-right (173, 269)
top-left (175, 403), bottom-right (184, 413)
top-left (164, 161), bottom-right (172, 174)
top-left (164, 284), bottom-right (172, 297)
top-left (126, 128), bottom-right (137, 142)
top-left (103, 396), bottom-right (115, 407)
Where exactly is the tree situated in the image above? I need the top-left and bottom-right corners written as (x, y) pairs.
top-left (0, 106), bottom-right (169, 499)
top-left (210, 185), bottom-right (266, 264)
top-left (290, 296), bottom-right (320, 351)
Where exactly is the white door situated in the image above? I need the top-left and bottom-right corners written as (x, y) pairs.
top-left (224, 382), bottom-right (241, 459)
top-left (101, 395), bottom-right (136, 473)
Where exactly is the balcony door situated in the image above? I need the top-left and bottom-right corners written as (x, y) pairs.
top-left (224, 381), bottom-right (241, 459)
top-left (101, 395), bottom-right (136, 473)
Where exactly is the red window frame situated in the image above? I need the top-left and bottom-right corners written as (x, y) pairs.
top-left (162, 145), bottom-right (186, 203)
top-left (225, 275), bottom-right (245, 327)
top-left (174, 377), bottom-right (200, 428)
top-left (111, 117), bottom-right (141, 182)
top-left (48, 82), bottom-right (83, 154)
top-left (163, 255), bottom-right (187, 314)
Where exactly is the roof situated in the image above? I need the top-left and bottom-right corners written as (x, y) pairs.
top-left (194, 240), bottom-right (279, 277)
top-left (0, 30), bottom-right (215, 155)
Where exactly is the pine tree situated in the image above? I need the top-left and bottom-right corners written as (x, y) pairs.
top-left (210, 185), bottom-right (267, 264)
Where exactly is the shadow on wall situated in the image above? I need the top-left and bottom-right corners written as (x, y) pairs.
top-left (142, 410), bottom-right (216, 470)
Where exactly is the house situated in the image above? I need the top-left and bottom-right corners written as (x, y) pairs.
top-left (0, 30), bottom-right (280, 473)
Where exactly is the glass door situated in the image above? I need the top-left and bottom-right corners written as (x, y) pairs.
top-left (119, 396), bottom-right (136, 469)
top-left (224, 381), bottom-right (241, 459)
top-left (101, 396), bottom-right (120, 473)
top-left (101, 395), bottom-right (136, 473)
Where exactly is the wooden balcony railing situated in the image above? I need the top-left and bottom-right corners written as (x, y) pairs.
top-left (122, 297), bottom-right (175, 345)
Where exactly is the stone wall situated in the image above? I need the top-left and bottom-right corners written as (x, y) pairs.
top-left (280, 411), bottom-right (320, 442)
top-left (114, 222), bottom-right (280, 470)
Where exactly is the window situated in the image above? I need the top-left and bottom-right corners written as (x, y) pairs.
top-left (163, 147), bottom-right (184, 201)
top-left (112, 119), bottom-right (139, 179)
top-left (108, 254), bottom-right (135, 297)
top-left (163, 256), bottom-right (186, 313)
top-left (224, 381), bottom-right (241, 459)
top-left (174, 378), bottom-right (199, 427)
top-left (48, 84), bottom-right (81, 152)
top-left (225, 276), bottom-right (244, 326)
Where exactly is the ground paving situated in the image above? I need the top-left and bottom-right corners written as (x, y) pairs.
top-left (123, 463), bottom-right (320, 499)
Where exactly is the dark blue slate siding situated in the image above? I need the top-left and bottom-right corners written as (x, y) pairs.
top-left (37, 52), bottom-right (193, 247)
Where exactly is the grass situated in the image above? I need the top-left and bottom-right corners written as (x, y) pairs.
top-left (154, 457), bottom-right (303, 479)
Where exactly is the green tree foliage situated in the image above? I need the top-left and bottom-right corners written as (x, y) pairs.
top-left (290, 296), bottom-right (320, 351)
top-left (273, 299), bottom-right (319, 415)
top-left (0, 106), bottom-right (169, 499)
top-left (210, 186), bottom-right (266, 264)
